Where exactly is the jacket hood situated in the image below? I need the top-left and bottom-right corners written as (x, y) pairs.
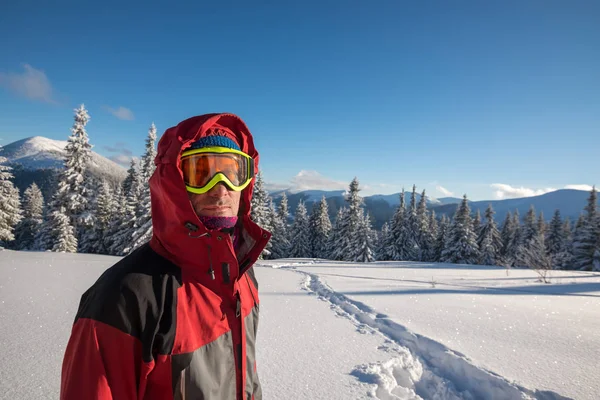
top-left (148, 113), bottom-right (266, 271)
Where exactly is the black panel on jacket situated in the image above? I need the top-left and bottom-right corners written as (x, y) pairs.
top-left (75, 243), bottom-right (182, 363)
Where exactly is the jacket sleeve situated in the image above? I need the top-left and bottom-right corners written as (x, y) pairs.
top-left (60, 317), bottom-right (145, 400)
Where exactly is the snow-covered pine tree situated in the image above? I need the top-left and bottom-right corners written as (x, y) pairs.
top-left (77, 173), bottom-right (100, 253)
top-left (546, 210), bottom-right (567, 269)
top-left (416, 189), bottom-right (433, 261)
top-left (537, 212), bottom-right (546, 238)
top-left (288, 201), bottom-right (311, 258)
top-left (377, 222), bottom-right (392, 261)
top-left (250, 171), bottom-right (271, 229)
top-left (473, 209), bottom-right (482, 239)
top-left (432, 214), bottom-right (450, 262)
top-left (593, 229), bottom-right (600, 271)
top-left (354, 211), bottom-right (377, 262)
top-left (478, 204), bottom-right (503, 266)
top-left (559, 218), bottom-right (574, 269)
top-left (110, 160), bottom-right (142, 255)
top-left (387, 189), bottom-right (406, 261)
top-left (267, 199), bottom-right (289, 259)
top-left (502, 210), bottom-right (522, 267)
top-left (128, 124), bottom-right (159, 253)
top-left (103, 186), bottom-right (127, 255)
top-left (441, 195), bottom-right (480, 264)
top-left (571, 187), bottom-right (599, 271)
top-left (140, 123), bottom-right (157, 183)
top-left (0, 150), bottom-right (22, 246)
top-left (499, 212), bottom-right (514, 266)
top-left (405, 185), bottom-right (420, 260)
top-left (51, 104), bottom-right (93, 239)
top-left (48, 207), bottom-right (77, 253)
top-left (14, 182), bottom-right (44, 250)
top-left (80, 181), bottom-right (113, 254)
top-left (516, 206), bottom-right (541, 267)
top-left (329, 208), bottom-right (348, 261)
top-left (122, 158), bottom-right (138, 196)
top-left (309, 196), bottom-right (332, 259)
top-left (268, 193), bottom-right (290, 259)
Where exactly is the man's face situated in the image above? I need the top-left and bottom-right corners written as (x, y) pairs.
top-left (188, 182), bottom-right (241, 217)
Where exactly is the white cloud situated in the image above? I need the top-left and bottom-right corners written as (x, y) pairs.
top-left (564, 184), bottom-right (594, 191)
top-left (491, 184), bottom-right (556, 200)
top-left (0, 64), bottom-right (55, 104)
top-left (106, 106), bottom-right (135, 121)
top-left (436, 185), bottom-right (454, 197)
top-left (108, 154), bottom-right (133, 167)
top-left (289, 170), bottom-right (348, 192)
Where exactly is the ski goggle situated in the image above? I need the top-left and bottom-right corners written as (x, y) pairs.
top-left (180, 146), bottom-right (254, 194)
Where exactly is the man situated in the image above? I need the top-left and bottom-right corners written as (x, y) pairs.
top-left (61, 113), bottom-right (271, 400)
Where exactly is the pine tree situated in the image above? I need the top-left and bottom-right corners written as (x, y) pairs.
top-left (416, 189), bottom-right (433, 261)
top-left (433, 215), bottom-right (450, 262)
top-left (103, 186), bottom-right (127, 254)
top-left (537, 212), bottom-right (547, 238)
top-left (516, 206), bottom-right (542, 267)
top-left (499, 212), bottom-right (514, 266)
top-left (80, 181), bottom-right (113, 254)
top-left (593, 232), bottom-right (600, 271)
top-left (441, 195), bottom-right (480, 264)
top-left (377, 222), bottom-right (392, 261)
top-left (122, 158), bottom-right (137, 196)
top-left (330, 177), bottom-right (365, 261)
top-left (477, 204), bottom-right (503, 266)
top-left (268, 200), bottom-right (290, 259)
top-left (250, 171), bottom-right (271, 229)
top-left (140, 123), bottom-right (157, 183)
top-left (571, 187), bottom-right (599, 271)
top-left (14, 183), bottom-right (44, 250)
top-left (354, 212), bottom-right (376, 262)
top-left (110, 161), bottom-right (141, 255)
top-left (288, 201), bottom-right (311, 258)
top-left (269, 193), bottom-right (290, 259)
top-left (0, 151), bottom-right (22, 246)
top-left (560, 218), bottom-right (574, 269)
top-left (128, 124), bottom-right (159, 253)
top-left (405, 185), bottom-right (420, 260)
top-left (51, 104), bottom-right (93, 238)
top-left (387, 189), bottom-right (406, 260)
top-left (329, 208), bottom-right (348, 261)
top-left (473, 209), bottom-right (482, 239)
top-left (546, 210), bottom-right (570, 269)
top-left (48, 207), bottom-right (77, 253)
top-left (309, 196), bottom-right (332, 259)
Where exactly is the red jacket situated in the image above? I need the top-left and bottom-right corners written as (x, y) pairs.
top-left (61, 113), bottom-right (271, 400)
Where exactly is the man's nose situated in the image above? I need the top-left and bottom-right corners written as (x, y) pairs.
top-left (208, 182), bottom-right (230, 197)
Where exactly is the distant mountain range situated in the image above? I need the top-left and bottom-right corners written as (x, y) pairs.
top-left (1, 136), bottom-right (127, 201)
top-left (270, 188), bottom-right (597, 230)
top-left (1, 136), bottom-right (596, 230)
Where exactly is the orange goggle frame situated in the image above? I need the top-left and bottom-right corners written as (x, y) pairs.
top-left (180, 146), bottom-right (254, 194)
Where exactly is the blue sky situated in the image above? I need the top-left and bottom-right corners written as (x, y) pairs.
top-left (0, 1), bottom-right (598, 200)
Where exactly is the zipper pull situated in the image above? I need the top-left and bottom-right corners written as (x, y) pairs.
top-left (236, 297), bottom-right (241, 318)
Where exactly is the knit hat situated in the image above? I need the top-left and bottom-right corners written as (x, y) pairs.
top-left (190, 127), bottom-right (241, 151)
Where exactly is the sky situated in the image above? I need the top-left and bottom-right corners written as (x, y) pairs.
top-left (0, 1), bottom-right (598, 200)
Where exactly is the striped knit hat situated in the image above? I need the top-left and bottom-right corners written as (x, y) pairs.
top-left (190, 127), bottom-right (240, 151)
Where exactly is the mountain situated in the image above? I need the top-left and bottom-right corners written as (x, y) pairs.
top-left (430, 189), bottom-right (598, 223)
top-left (1, 136), bottom-right (127, 201)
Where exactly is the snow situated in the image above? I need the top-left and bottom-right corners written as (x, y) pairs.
top-left (1, 251), bottom-right (598, 399)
